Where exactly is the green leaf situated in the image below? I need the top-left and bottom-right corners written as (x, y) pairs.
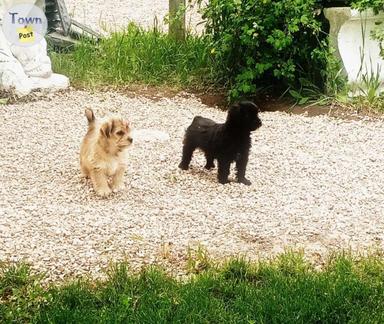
top-left (298, 97), bottom-right (309, 105)
top-left (289, 89), bottom-right (302, 100)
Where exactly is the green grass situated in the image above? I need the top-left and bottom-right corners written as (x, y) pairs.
top-left (50, 23), bottom-right (384, 113)
top-left (1, 252), bottom-right (384, 323)
top-left (50, 23), bottom-right (217, 90)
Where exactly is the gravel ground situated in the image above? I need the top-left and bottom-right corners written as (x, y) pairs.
top-left (65, 0), bottom-right (203, 34)
top-left (1, 89), bottom-right (384, 281)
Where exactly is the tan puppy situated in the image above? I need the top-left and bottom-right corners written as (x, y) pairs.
top-left (80, 108), bottom-right (133, 197)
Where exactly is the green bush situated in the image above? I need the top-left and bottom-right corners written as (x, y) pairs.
top-left (322, 0), bottom-right (383, 9)
top-left (198, 0), bottom-right (384, 101)
top-left (352, 0), bottom-right (384, 13)
top-left (199, 0), bottom-right (329, 100)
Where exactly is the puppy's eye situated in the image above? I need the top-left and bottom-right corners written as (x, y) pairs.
top-left (116, 131), bottom-right (125, 136)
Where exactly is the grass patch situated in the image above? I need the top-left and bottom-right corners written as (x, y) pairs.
top-left (49, 23), bottom-right (384, 113)
top-left (50, 23), bottom-right (217, 90)
top-left (1, 252), bottom-right (384, 323)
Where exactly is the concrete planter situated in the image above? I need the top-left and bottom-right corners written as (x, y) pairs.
top-left (324, 7), bottom-right (384, 95)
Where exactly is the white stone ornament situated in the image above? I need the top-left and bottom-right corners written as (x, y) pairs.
top-left (0, 0), bottom-right (69, 96)
top-left (0, 28), bottom-right (33, 96)
top-left (325, 7), bottom-right (384, 96)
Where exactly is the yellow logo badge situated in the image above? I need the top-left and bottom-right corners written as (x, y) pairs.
top-left (17, 25), bottom-right (34, 43)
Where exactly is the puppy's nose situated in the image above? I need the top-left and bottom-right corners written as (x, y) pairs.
top-left (128, 137), bottom-right (133, 143)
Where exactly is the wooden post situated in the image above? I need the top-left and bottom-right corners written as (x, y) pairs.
top-left (169, 0), bottom-right (186, 41)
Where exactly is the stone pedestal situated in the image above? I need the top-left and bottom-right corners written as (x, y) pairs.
top-left (324, 7), bottom-right (384, 95)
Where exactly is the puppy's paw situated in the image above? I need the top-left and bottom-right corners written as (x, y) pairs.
top-left (80, 172), bottom-right (88, 179)
top-left (204, 163), bottom-right (215, 170)
top-left (218, 178), bottom-right (230, 185)
top-left (178, 162), bottom-right (189, 170)
top-left (238, 178), bottom-right (252, 186)
top-left (95, 187), bottom-right (112, 197)
top-left (111, 183), bottom-right (126, 193)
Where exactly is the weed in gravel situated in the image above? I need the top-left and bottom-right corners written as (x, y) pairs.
top-left (186, 245), bottom-right (211, 274)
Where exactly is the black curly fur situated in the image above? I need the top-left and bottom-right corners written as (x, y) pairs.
top-left (178, 101), bottom-right (262, 185)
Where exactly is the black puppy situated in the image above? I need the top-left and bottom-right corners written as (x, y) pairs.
top-left (178, 101), bottom-right (262, 185)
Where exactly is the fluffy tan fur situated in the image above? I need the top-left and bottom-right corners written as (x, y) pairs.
top-left (80, 108), bottom-right (133, 197)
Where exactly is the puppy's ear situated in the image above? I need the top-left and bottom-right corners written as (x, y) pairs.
top-left (110, 120), bottom-right (116, 134)
top-left (239, 101), bottom-right (259, 113)
top-left (230, 102), bottom-right (241, 110)
top-left (100, 121), bottom-right (112, 138)
top-left (228, 103), bottom-right (240, 115)
top-left (85, 108), bottom-right (95, 124)
top-left (123, 120), bottom-right (130, 130)
top-left (226, 102), bottom-right (241, 124)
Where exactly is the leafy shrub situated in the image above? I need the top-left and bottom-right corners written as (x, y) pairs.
top-left (352, 0), bottom-right (384, 13)
top-left (319, 0), bottom-right (383, 12)
top-left (199, 0), bottom-right (329, 100)
top-left (198, 0), bottom-right (383, 100)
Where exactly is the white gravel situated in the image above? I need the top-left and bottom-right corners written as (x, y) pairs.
top-left (1, 89), bottom-right (383, 281)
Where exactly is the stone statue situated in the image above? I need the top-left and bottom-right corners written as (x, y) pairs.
top-left (0, 0), bottom-right (69, 96)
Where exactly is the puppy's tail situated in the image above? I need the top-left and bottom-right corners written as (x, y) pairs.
top-left (85, 108), bottom-right (96, 129)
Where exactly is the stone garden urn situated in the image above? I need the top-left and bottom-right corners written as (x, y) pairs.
top-left (324, 7), bottom-right (384, 95)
